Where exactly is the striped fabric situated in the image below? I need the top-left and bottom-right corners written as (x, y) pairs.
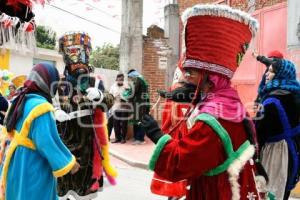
top-left (4, 63), bottom-right (59, 132)
top-left (26, 63), bottom-right (59, 97)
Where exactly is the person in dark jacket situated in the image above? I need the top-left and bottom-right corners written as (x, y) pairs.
top-left (125, 69), bottom-right (150, 145)
top-left (255, 58), bottom-right (300, 200)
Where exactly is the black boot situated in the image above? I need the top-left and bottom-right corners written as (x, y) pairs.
top-left (111, 139), bottom-right (121, 143)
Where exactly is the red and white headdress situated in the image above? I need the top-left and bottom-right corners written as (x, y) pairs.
top-left (181, 4), bottom-right (259, 79)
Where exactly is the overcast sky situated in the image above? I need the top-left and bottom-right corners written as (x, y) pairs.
top-left (33, 0), bottom-right (169, 47)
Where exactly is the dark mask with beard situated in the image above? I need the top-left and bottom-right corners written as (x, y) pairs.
top-left (64, 68), bottom-right (90, 92)
top-left (117, 83), bottom-right (124, 86)
top-left (158, 82), bottom-right (198, 103)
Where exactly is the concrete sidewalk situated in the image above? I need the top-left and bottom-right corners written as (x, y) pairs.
top-left (109, 137), bottom-right (155, 170)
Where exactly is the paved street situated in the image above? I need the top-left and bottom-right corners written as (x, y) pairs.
top-left (67, 157), bottom-right (165, 200)
top-left (65, 155), bottom-right (300, 200)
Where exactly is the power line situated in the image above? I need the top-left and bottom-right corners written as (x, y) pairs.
top-left (46, 4), bottom-right (120, 34)
top-left (85, 3), bottom-right (120, 21)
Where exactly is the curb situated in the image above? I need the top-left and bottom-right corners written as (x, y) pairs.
top-left (109, 149), bottom-right (149, 170)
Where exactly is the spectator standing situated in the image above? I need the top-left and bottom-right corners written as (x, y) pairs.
top-left (7, 83), bottom-right (17, 101)
top-left (109, 74), bottom-right (128, 143)
top-left (125, 69), bottom-right (150, 145)
top-left (255, 59), bottom-right (300, 200)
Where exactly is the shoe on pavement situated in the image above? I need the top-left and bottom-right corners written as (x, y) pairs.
top-left (131, 140), bottom-right (138, 145)
top-left (131, 140), bottom-right (145, 145)
top-left (111, 139), bottom-right (121, 143)
top-left (121, 139), bottom-right (126, 144)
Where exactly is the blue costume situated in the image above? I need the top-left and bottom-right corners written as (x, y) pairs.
top-left (1, 94), bottom-right (74, 200)
top-left (0, 63), bottom-right (76, 200)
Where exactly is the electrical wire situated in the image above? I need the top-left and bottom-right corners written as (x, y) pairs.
top-left (46, 3), bottom-right (120, 34)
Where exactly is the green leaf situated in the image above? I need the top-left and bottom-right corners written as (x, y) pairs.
top-left (35, 25), bottom-right (56, 50)
top-left (90, 43), bottom-right (120, 70)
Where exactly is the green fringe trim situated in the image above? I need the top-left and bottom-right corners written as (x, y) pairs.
top-left (148, 134), bottom-right (172, 171)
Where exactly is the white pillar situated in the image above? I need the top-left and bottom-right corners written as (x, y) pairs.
top-left (119, 0), bottom-right (143, 74)
top-left (164, 3), bottom-right (179, 86)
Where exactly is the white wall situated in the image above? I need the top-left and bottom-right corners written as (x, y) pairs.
top-left (9, 48), bottom-right (64, 76)
top-left (9, 51), bottom-right (35, 76)
top-left (8, 48), bottom-right (120, 91)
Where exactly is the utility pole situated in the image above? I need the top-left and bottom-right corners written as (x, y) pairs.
top-left (119, 0), bottom-right (143, 74)
top-left (164, 2), bottom-right (179, 86)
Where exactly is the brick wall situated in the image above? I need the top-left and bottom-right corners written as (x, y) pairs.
top-left (142, 25), bottom-right (169, 108)
top-left (177, 0), bottom-right (216, 14)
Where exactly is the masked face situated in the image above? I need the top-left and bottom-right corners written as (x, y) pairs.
top-left (63, 45), bottom-right (89, 65)
top-left (158, 82), bottom-right (197, 103)
top-left (183, 68), bottom-right (205, 85)
top-left (159, 68), bottom-right (210, 103)
top-left (66, 67), bottom-right (89, 90)
top-left (59, 33), bottom-right (92, 69)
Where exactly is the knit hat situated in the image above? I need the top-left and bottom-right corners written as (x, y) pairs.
top-left (128, 70), bottom-right (141, 78)
top-left (267, 50), bottom-right (284, 59)
top-left (181, 4), bottom-right (259, 79)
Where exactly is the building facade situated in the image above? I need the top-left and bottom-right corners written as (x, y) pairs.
top-left (142, 0), bottom-right (299, 111)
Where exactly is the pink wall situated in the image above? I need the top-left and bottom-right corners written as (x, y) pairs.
top-left (232, 2), bottom-right (295, 107)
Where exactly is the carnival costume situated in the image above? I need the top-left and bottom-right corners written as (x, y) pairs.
top-left (141, 5), bottom-right (271, 200)
top-left (0, 63), bottom-right (75, 200)
top-left (55, 32), bottom-right (117, 199)
top-left (0, 0), bottom-right (42, 51)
